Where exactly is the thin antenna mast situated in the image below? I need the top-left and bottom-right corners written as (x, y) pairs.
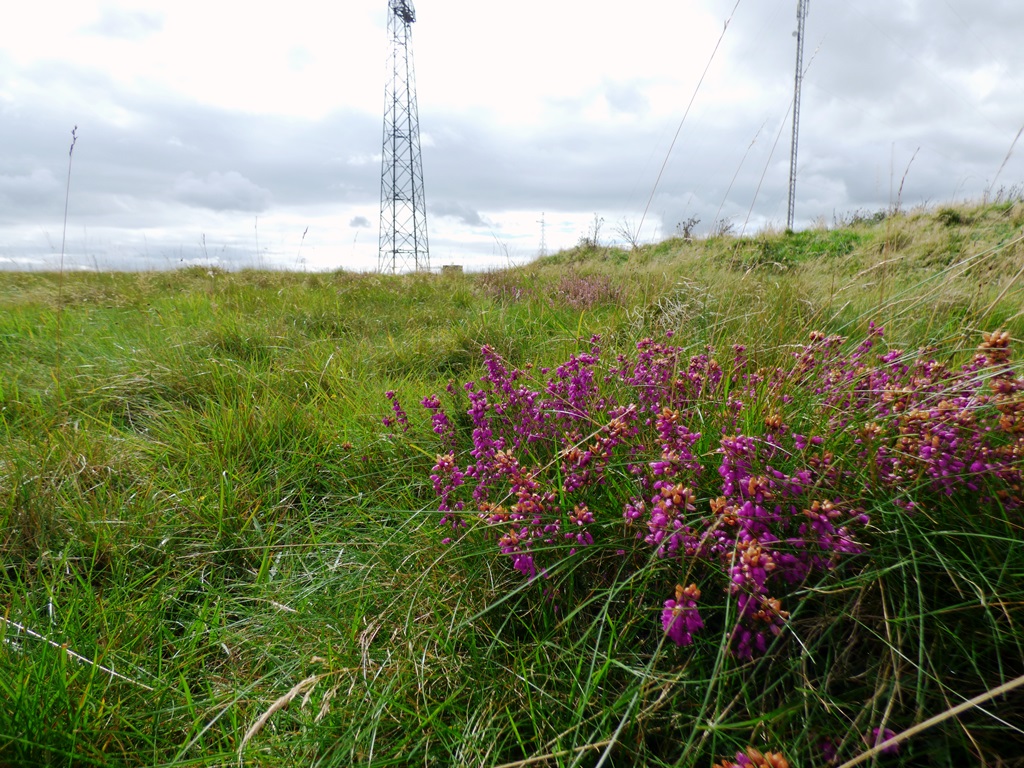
top-left (379, 0), bottom-right (429, 273)
top-left (786, 0), bottom-right (809, 231)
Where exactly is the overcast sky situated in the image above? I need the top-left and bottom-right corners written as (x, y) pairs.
top-left (3, 0), bottom-right (1023, 272)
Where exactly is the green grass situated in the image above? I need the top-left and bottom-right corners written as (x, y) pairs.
top-left (1, 201), bottom-right (1023, 766)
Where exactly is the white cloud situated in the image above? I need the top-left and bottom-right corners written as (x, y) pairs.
top-left (85, 8), bottom-right (164, 39)
top-left (172, 171), bottom-right (272, 212)
top-left (432, 202), bottom-right (494, 228)
top-left (0, 169), bottom-right (60, 200)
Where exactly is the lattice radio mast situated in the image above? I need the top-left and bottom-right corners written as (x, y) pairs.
top-left (379, 0), bottom-right (429, 273)
top-left (786, 0), bottom-right (809, 231)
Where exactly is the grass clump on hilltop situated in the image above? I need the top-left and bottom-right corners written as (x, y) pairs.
top-left (1, 200), bottom-right (1023, 766)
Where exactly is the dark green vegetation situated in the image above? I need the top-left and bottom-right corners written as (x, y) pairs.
top-left (2, 201), bottom-right (1023, 766)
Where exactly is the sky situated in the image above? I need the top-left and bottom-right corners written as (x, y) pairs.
top-left (3, 0), bottom-right (1024, 272)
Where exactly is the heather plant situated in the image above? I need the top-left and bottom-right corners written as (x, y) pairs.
top-left (552, 271), bottom-right (623, 310)
top-left (417, 326), bottom-right (1022, 666)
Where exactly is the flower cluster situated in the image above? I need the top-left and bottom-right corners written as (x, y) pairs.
top-left (382, 390), bottom-right (409, 432)
top-left (797, 326), bottom-right (1024, 510)
top-left (408, 329), bottom-right (1023, 657)
top-left (865, 728), bottom-right (900, 756)
top-left (475, 270), bottom-right (622, 310)
top-left (661, 583), bottom-right (703, 647)
top-left (421, 393), bottom-right (456, 450)
top-left (713, 747), bottom-right (789, 768)
top-left (553, 272), bottom-right (623, 310)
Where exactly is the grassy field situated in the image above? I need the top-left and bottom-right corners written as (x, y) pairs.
top-left (1, 200), bottom-right (1023, 767)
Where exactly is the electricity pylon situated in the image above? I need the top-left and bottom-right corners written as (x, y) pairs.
top-left (379, 0), bottom-right (429, 272)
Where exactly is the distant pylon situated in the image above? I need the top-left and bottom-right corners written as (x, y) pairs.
top-left (379, 0), bottom-right (429, 273)
top-left (787, 0), bottom-right (809, 231)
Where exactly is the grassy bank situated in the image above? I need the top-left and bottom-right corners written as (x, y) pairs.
top-left (1, 200), bottom-right (1023, 766)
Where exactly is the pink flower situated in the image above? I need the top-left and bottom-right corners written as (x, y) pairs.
top-left (661, 584), bottom-right (703, 646)
top-left (865, 727), bottom-right (900, 755)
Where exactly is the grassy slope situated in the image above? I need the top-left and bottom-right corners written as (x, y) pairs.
top-left (0, 200), bottom-right (1022, 766)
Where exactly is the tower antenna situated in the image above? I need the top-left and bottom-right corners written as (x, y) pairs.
top-left (786, 0), bottom-right (809, 231)
top-left (379, 0), bottom-right (429, 273)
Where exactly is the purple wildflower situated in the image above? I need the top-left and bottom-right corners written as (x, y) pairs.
top-left (865, 727), bottom-right (900, 756)
top-left (383, 390), bottom-right (409, 432)
top-left (661, 583), bottom-right (703, 646)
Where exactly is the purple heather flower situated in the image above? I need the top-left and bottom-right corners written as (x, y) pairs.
top-left (819, 737), bottom-right (839, 764)
top-left (383, 390), bottom-right (409, 432)
top-left (866, 727), bottom-right (900, 755)
top-left (421, 393), bottom-right (456, 446)
top-left (414, 327), bottom-right (1022, 662)
top-left (661, 583), bottom-right (703, 646)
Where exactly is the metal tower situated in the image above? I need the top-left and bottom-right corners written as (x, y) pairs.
top-left (786, 0), bottom-right (809, 231)
top-left (379, 0), bottom-right (429, 273)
